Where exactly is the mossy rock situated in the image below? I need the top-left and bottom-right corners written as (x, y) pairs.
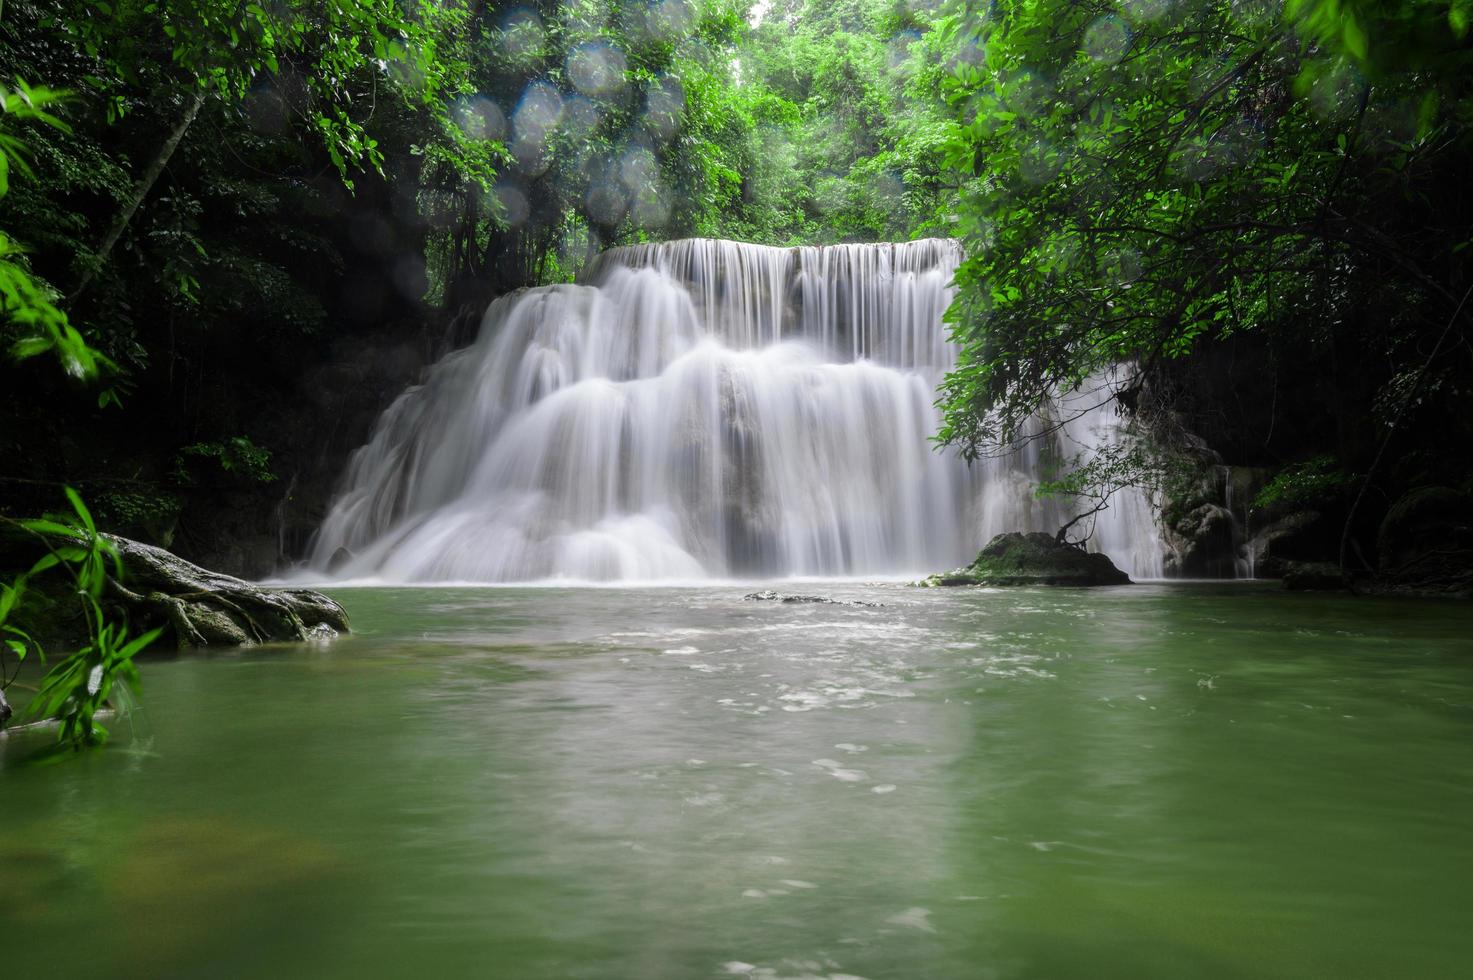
top-left (918, 532), bottom-right (1132, 587)
top-left (105, 535), bottom-right (350, 649)
top-left (2, 532), bottom-right (349, 653)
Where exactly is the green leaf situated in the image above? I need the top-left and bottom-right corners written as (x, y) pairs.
top-left (1341, 14), bottom-right (1367, 61)
top-left (64, 487), bottom-right (96, 533)
top-left (117, 627), bottom-right (164, 662)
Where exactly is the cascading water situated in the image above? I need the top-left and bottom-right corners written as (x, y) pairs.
top-left (309, 239), bottom-right (1163, 582)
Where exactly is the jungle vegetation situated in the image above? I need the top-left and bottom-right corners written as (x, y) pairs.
top-left (0, 0), bottom-right (1467, 534)
top-left (0, 0), bottom-right (1471, 743)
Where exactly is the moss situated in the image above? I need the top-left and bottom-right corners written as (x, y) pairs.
top-left (919, 532), bottom-right (1132, 587)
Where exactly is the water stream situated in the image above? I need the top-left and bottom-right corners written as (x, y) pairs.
top-left (310, 240), bottom-right (1162, 583)
top-left (3, 584), bottom-right (1471, 977)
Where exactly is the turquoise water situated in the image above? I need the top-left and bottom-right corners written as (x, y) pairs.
top-left (3, 582), bottom-right (1471, 978)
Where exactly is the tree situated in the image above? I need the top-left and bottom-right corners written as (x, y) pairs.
top-left (930, 0), bottom-right (1473, 464)
top-left (53, 0), bottom-right (488, 301)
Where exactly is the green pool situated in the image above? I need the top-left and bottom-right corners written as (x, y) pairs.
top-left (3, 582), bottom-right (1471, 978)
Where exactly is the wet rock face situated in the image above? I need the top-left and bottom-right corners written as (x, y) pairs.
top-left (918, 532), bottom-right (1132, 587)
top-left (1249, 510), bottom-right (1327, 578)
top-left (1162, 503), bottom-right (1237, 577)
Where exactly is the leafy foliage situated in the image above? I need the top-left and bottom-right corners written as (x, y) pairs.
top-left (1036, 437), bottom-right (1197, 546)
top-left (1252, 454), bottom-right (1356, 511)
top-left (2, 489), bottom-right (161, 751)
top-left (56, 0), bottom-right (487, 183)
top-left (174, 436), bottom-right (276, 485)
top-left (712, 0), bottom-right (950, 244)
top-left (0, 51), bottom-right (149, 749)
top-left (0, 77), bottom-right (118, 390)
top-left (929, 0), bottom-right (1473, 461)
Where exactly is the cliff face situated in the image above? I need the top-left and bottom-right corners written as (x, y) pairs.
top-left (1149, 331), bottom-right (1473, 595)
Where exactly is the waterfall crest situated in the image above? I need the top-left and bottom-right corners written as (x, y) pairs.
top-left (310, 239), bottom-right (1163, 582)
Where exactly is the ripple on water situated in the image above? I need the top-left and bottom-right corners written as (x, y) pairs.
top-left (812, 759), bottom-right (866, 782)
top-left (885, 907), bottom-right (935, 933)
top-left (777, 677), bottom-right (915, 712)
top-left (723, 960), bottom-right (870, 980)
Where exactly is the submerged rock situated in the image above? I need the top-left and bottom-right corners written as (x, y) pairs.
top-left (918, 532), bottom-right (1132, 587)
top-left (743, 590), bottom-right (881, 607)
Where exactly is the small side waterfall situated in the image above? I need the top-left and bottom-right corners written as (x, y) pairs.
top-left (309, 239), bottom-right (1163, 582)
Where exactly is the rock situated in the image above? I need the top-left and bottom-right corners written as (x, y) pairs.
top-left (1376, 486), bottom-right (1473, 591)
top-left (0, 685), bottom-right (11, 729)
top-left (102, 534), bottom-right (350, 649)
top-left (918, 532), bottom-right (1132, 587)
top-left (1162, 503), bottom-right (1237, 577)
top-left (743, 590), bottom-right (881, 607)
top-left (1253, 554), bottom-right (1292, 579)
top-left (326, 546), bottom-right (355, 574)
top-left (1247, 510), bottom-right (1324, 577)
top-left (2, 531), bottom-right (349, 652)
top-left (1282, 561), bottom-right (1347, 592)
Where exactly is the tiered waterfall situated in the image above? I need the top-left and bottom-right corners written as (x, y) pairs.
top-left (309, 239), bottom-right (1163, 582)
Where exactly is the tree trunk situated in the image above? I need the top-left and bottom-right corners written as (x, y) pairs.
top-left (68, 88), bottom-right (207, 306)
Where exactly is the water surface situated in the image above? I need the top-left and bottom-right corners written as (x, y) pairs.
top-left (4, 583), bottom-right (1471, 978)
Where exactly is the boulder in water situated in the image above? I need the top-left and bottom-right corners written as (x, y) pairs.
top-left (918, 532), bottom-right (1132, 587)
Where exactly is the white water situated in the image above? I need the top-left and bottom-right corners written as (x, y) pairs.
top-left (310, 239), bottom-right (1163, 582)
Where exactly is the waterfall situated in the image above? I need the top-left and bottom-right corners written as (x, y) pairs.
top-left (309, 239), bottom-right (1163, 582)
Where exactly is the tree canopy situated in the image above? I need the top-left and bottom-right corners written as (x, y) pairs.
top-left (929, 0), bottom-right (1473, 461)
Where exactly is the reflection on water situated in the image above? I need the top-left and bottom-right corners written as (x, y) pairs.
top-left (3, 583), bottom-right (1472, 978)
